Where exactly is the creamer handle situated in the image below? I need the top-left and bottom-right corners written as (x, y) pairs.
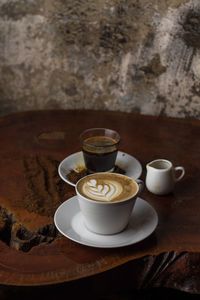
top-left (174, 166), bottom-right (185, 182)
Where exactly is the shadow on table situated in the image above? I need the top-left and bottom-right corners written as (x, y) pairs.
top-left (0, 284), bottom-right (199, 300)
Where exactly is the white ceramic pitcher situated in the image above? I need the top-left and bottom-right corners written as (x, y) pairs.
top-left (146, 159), bottom-right (185, 195)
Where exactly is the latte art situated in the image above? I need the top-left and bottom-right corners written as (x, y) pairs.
top-left (83, 179), bottom-right (123, 201)
top-left (77, 173), bottom-right (138, 203)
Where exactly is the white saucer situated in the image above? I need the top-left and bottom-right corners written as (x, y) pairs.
top-left (58, 151), bottom-right (142, 186)
top-left (54, 196), bottom-right (158, 248)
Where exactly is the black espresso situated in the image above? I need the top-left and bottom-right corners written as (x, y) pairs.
top-left (82, 136), bottom-right (118, 173)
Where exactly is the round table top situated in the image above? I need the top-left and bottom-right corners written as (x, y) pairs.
top-left (0, 109), bottom-right (200, 287)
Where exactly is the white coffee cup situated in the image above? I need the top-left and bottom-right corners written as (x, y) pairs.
top-left (75, 172), bottom-right (144, 235)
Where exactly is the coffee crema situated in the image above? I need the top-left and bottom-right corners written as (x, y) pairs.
top-left (77, 173), bottom-right (138, 202)
top-left (83, 136), bottom-right (118, 154)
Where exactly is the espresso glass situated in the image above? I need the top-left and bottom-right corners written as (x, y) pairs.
top-left (80, 128), bottom-right (120, 173)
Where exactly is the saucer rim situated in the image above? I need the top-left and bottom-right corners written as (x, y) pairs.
top-left (58, 151), bottom-right (142, 187)
top-left (54, 196), bottom-right (158, 248)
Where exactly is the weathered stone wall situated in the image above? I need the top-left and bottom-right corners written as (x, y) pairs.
top-left (0, 0), bottom-right (200, 118)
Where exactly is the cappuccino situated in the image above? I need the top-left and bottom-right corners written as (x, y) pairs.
top-left (77, 173), bottom-right (138, 203)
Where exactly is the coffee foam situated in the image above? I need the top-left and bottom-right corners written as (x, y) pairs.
top-left (82, 178), bottom-right (122, 201)
top-left (77, 173), bottom-right (138, 202)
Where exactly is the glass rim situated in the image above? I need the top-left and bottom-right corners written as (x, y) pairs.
top-left (80, 128), bottom-right (120, 148)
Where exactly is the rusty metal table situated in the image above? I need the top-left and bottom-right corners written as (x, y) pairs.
top-left (0, 110), bottom-right (199, 296)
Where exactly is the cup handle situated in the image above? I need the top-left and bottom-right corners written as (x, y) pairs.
top-left (136, 179), bottom-right (144, 194)
top-left (174, 166), bottom-right (185, 182)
